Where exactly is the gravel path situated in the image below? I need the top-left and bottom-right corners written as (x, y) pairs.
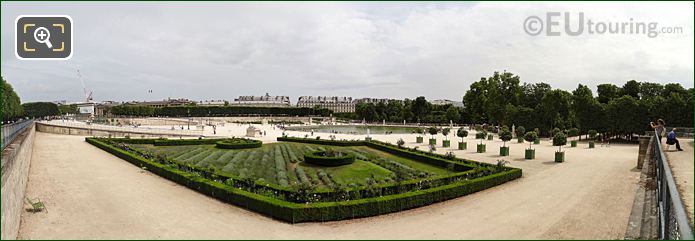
top-left (19, 131), bottom-right (640, 239)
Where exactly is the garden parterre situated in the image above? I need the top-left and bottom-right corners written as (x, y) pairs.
top-left (86, 136), bottom-right (521, 222)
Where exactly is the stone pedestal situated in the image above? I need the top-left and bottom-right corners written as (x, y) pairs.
top-left (637, 136), bottom-right (651, 169)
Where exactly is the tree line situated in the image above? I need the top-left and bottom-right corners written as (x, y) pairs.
top-left (335, 97), bottom-right (464, 124)
top-left (2, 77), bottom-right (80, 121)
top-left (462, 71), bottom-right (693, 138)
top-left (106, 105), bottom-right (334, 117)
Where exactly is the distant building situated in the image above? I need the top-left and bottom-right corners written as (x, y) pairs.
top-left (198, 100), bottom-right (227, 107)
top-left (95, 101), bottom-right (119, 117)
top-left (126, 98), bottom-right (194, 108)
top-left (297, 96), bottom-right (355, 113)
top-left (231, 93), bottom-right (290, 107)
top-left (354, 98), bottom-right (402, 105)
top-left (430, 99), bottom-right (464, 108)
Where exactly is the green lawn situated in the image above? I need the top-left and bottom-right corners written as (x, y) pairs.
top-left (130, 142), bottom-right (453, 189)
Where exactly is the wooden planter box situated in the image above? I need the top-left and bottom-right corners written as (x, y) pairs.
top-left (416, 136), bottom-right (423, 143)
top-left (458, 142), bottom-right (467, 150)
top-left (555, 151), bottom-right (565, 162)
top-left (570, 140), bottom-right (577, 147)
top-left (499, 146), bottom-right (509, 156)
top-left (477, 144), bottom-right (486, 153)
top-left (429, 138), bottom-right (436, 145)
top-left (525, 149), bottom-right (535, 159)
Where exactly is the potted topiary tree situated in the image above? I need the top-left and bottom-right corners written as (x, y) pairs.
top-left (441, 128), bottom-right (451, 147)
top-left (551, 127), bottom-right (561, 140)
top-left (428, 127), bottom-right (438, 145)
top-left (487, 126), bottom-right (495, 140)
top-left (553, 132), bottom-right (567, 162)
top-left (588, 130), bottom-right (597, 148)
top-left (499, 128), bottom-right (512, 156)
top-left (524, 131), bottom-right (538, 159)
top-left (476, 130), bottom-right (487, 153)
top-left (533, 128), bottom-right (541, 144)
top-left (568, 128), bottom-right (579, 147)
top-left (416, 128), bottom-right (424, 143)
top-left (516, 126), bottom-right (526, 143)
top-left (457, 128), bottom-right (468, 150)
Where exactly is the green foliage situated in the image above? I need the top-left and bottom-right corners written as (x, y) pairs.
top-left (456, 128), bottom-right (469, 138)
top-left (553, 132), bottom-right (567, 146)
top-left (588, 130), bottom-right (597, 139)
top-left (21, 102), bottom-right (59, 118)
top-left (515, 126), bottom-right (525, 137)
top-left (427, 126), bottom-right (439, 136)
top-left (567, 128), bottom-right (579, 137)
top-left (499, 129), bottom-right (513, 143)
top-left (441, 128), bottom-right (450, 136)
top-left (524, 131), bottom-right (538, 144)
top-left (108, 105), bottom-right (333, 117)
top-left (606, 95), bottom-right (647, 136)
top-left (86, 137), bottom-right (522, 223)
top-left (1, 77), bottom-right (23, 121)
top-left (215, 139), bottom-right (263, 149)
top-left (355, 97), bottom-right (464, 124)
top-left (58, 104), bottom-right (79, 115)
top-left (303, 151), bottom-right (355, 166)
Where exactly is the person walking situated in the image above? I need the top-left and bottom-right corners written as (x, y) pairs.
top-left (650, 119), bottom-right (666, 142)
top-left (666, 128), bottom-right (684, 151)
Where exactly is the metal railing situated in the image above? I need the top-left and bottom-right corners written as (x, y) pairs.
top-left (652, 131), bottom-right (694, 239)
top-left (1, 119), bottom-right (34, 151)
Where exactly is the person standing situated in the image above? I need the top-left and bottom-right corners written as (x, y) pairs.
top-left (650, 119), bottom-right (666, 142)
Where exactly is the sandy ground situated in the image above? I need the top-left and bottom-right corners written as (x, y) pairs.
top-left (19, 124), bottom-right (641, 239)
top-left (664, 139), bottom-right (694, 226)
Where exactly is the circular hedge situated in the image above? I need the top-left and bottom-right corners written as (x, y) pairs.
top-left (303, 151), bottom-right (355, 166)
top-left (215, 138), bottom-right (262, 149)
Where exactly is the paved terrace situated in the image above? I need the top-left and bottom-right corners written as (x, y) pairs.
top-left (664, 138), bottom-right (695, 227)
top-left (19, 124), bottom-right (640, 239)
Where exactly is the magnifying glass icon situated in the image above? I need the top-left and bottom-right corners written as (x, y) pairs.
top-left (33, 27), bottom-right (53, 48)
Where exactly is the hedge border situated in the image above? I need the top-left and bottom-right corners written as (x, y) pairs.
top-left (303, 151), bottom-right (356, 166)
top-left (86, 137), bottom-right (521, 223)
top-left (215, 139), bottom-right (262, 149)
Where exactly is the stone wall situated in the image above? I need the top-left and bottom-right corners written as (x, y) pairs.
top-left (1, 124), bottom-right (36, 240)
top-left (36, 122), bottom-right (199, 138)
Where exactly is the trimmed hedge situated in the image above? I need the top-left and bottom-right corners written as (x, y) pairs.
top-left (86, 137), bottom-right (522, 223)
top-left (304, 151), bottom-right (355, 166)
top-left (276, 136), bottom-right (364, 146)
top-left (215, 139), bottom-right (262, 149)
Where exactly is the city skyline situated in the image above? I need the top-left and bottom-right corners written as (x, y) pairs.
top-left (2, 2), bottom-right (693, 103)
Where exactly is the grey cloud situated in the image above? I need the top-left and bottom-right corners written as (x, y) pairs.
top-left (1, 2), bottom-right (692, 103)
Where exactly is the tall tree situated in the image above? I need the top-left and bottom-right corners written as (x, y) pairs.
top-left (596, 83), bottom-right (621, 104)
top-left (1, 77), bottom-right (24, 121)
top-left (621, 80), bottom-right (641, 99)
top-left (639, 82), bottom-right (664, 99)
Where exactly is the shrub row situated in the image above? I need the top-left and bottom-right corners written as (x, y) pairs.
top-left (215, 139), bottom-right (262, 149)
top-left (303, 151), bottom-right (356, 166)
top-left (86, 137), bottom-right (521, 223)
top-left (365, 141), bottom-right (473, 172)
top-left (276, 136), bottom-right (364, 146)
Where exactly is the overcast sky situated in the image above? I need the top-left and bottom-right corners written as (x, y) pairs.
top-left (1, 2), bottom-right (693, 104)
